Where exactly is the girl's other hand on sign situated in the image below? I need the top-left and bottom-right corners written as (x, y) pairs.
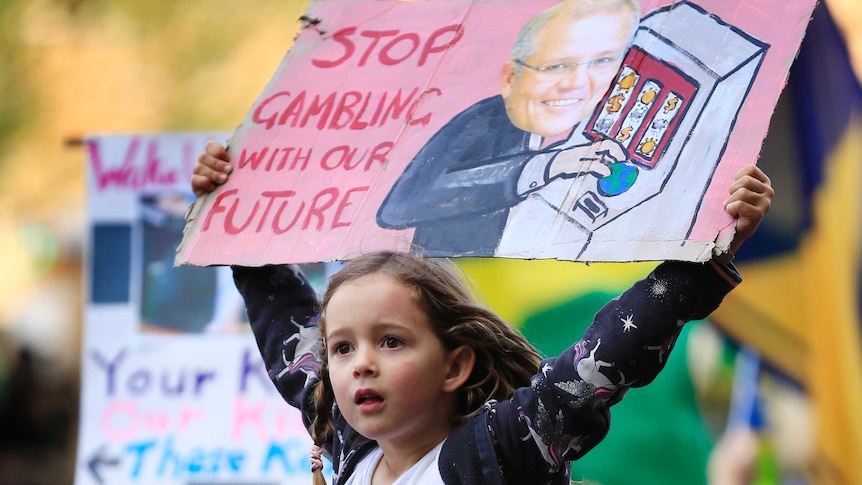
top-left (191, 141), bottom-right (233, 197)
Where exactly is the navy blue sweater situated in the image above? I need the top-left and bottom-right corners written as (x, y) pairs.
top-left (234, 260), bottom-right (739, 484)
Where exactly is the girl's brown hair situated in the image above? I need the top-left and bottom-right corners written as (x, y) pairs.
top-left (310, 251), bottom-right (542, 484)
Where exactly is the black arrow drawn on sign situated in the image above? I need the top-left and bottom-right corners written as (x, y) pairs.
top-left (87, 444), bottom-right (121, 484)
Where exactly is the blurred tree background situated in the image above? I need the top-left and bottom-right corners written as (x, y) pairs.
top-left (0, 1), bottom-right (308, 482)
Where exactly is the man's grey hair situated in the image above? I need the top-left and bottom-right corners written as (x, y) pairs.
top-left (509, 0), bottom-right (640, 65)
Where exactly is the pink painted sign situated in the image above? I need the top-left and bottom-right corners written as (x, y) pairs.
top-left (177, 0), bottom-right (815, 266)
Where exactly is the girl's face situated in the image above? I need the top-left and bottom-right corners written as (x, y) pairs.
top-left (323, 273), bottom-right (465, 451)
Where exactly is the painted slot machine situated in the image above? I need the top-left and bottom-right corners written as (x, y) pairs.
top-left (497, 1), bottom-right (769, 260)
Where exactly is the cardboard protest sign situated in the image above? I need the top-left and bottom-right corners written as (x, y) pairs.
top-left (78, 133), bottom-right (331, 485)
top-left (176, 0), bottom-right (815, 266)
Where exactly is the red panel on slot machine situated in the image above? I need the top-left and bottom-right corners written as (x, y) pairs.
top-left (586, 48), bottom-right (699, 169)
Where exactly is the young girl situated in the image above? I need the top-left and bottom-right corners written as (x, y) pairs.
top-left (192, 142), bottom-right (773, 484)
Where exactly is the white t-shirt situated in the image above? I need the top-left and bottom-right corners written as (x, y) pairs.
top-left (343, 440), bottom-right (445, 484)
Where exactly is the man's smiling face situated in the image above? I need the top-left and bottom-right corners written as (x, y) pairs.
top-left (501, 8), bottom-right (634, 138)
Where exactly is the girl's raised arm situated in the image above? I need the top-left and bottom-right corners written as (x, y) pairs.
top-left (233, 265), bottom-right (323, 425)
